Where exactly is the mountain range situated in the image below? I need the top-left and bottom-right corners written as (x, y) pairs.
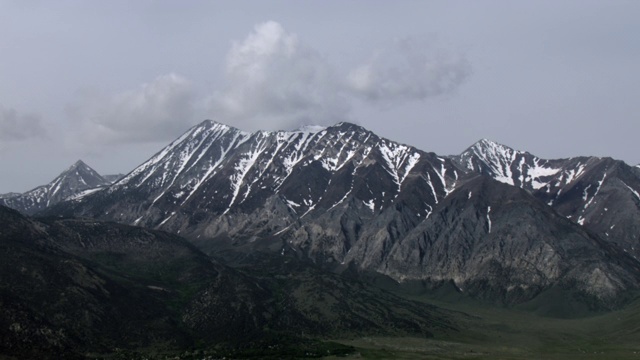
top-left (32, 120), bottom-right (640, 308)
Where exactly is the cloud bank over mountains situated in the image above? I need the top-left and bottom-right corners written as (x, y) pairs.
top-left (207, 22), bottom-right (472, 131)
top-left (46, 21), bottom-right (471, 144)
top-left (207, 21), bottom-right (350, 131)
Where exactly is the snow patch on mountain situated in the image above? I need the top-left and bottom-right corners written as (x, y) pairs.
top-left (622, 181), bottom-right (640, 201)
top-left (225, 135), bottom-right (269, 213)
top-left (378, 140), bottom-right (421, 189)
top-left (461, 139), bottom-right (561, 190)
top-left (469, 139), bottom-right (517, 185)
top-left (527, 159), bottom-right (561, 189)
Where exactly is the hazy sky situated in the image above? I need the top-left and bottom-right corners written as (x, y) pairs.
top-left (1, 1), bottom-right (639, 193)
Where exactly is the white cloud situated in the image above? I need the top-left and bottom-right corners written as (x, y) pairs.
top-left (0, 105), bottom-right (46, 142)
top-left (208, 21), bottom-right (349, 131)
top-left (64, 23), bottom-right (471, 144)
top-left (66, 73), bottom-right (196, 144)
top-left (347, 38), bottom-right (471, 104)
top-left (208, 24), bottom-right (471, 132)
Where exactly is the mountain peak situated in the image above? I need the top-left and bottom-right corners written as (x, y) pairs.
top-left (0, 160), bottom-right (110, 214)
top-left (333, 121), bottom-right (361, 128)
top-left (195, 119), bottom-right (243, 133)
top-left (456, 139), bottom-right (544, 188)
top-left (469, 138), bottom-right (515, 153)
top-left (330, 121), bottom-right (371, 134)
top-left (68, 159), bottom-right (88, 170)
top-left (61, 160), bottom-right (101, 177)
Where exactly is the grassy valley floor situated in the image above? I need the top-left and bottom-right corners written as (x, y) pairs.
top-left (328, 296), bottom-right (640, 360)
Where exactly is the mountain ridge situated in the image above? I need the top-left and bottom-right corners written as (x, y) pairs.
top-left (42, 120), bottom-right (640, 308)
top-left (454, 138), bottom-right (640, 259)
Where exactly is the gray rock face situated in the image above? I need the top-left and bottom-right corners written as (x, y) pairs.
top-left (0, 160), bottom-right (110, 215)
top-left (44, 122), bottom-right (640, 307)
top-left (273, 174), bottom-right (640, 306)
top-left (384, 176), bottom-right (640, 303)
top-left (454, 139), bottom-right (640, 259)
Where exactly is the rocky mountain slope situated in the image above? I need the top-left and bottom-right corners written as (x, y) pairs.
top-left (454, 139), bottom-right (640, 259)
top-left (0, 160), bottom-right (111, 215)
top-left (48, 120), bottom-right (459, 249)
top-left (43, 121), bottom-right (640, 307)
top-left (0, 204), bottom-right (455, 358)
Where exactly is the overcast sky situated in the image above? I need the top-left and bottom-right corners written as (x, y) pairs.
top-left (1, 1), bottom-right (639, 193)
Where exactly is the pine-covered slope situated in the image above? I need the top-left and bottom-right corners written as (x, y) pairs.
top-left (0, 160), bottom-right (110, 215)
top-left (454, 139), bottom-right (640, 259)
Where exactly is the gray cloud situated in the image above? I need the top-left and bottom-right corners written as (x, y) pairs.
top-left (208, 21), bottom-right (350, 131)
top-left (0, 105), bottom-right (46, 142)
top-left (346, 38), bottom-right (471, 104)
top-left (66, 73), bottom-right (196, 144)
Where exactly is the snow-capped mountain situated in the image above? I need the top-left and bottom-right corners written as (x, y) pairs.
top-left (454, 139), bottom-right (640, 258)
top-left (0, 160), bottom-right (111, 215)
top-left (45, 121), bottom-right (640, 306)
top-left (52, 120), bottom-right (459, 237)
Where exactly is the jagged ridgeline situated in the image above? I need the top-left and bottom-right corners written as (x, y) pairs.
top-left (41, 120), bottom-right (640, 309)
top-left (454, 139), bottom-right (640, 259)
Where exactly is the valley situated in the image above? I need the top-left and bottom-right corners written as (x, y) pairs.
top-left (330, 296), bottom-right (640, 359)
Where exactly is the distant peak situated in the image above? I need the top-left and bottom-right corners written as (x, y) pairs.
top-left (196, 119), bottom-right (240, 132)
top-left (469, 138), bottom-right (515, 152)
top-left (67, 159), bottom-right (88, 170)
top-left (62, 160), bottom-right (104, 181)
top-left (474, 138), bottom-right (503, 147)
